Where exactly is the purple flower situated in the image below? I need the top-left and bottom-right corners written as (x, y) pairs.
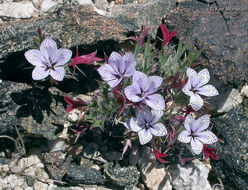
top-left (25, 38), bottom-right (72, 81)
top-left (128, 108), bottom-right (167, 145)
top-left (124, 71), bottom-right (165, 110)
top-left (178, 115), bottom-right (218, 155)
top-left (182, 68), bottom-right (218, 111)
top-left (97, 52), bottom-right (136, 88)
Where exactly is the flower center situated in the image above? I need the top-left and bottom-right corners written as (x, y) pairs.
top-left (191, 87), bottom-right (197, 94)
top-left (190, 131), bottom-right (197, 139)
top-left (144, 122), bottom-right (152, 130)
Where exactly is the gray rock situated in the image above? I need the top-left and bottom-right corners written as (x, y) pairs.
top-left (104, 151), bottom-right (122, 162)
top-left (169, 159), bottom-right (212, 190)
top-left (63, 165), bottom-right (104, 185)
top-left (212, 103), bottom-right (248, 190)
top-left (42, 151), bottom-right (71, 181)
top-left (0, 5), bottom-right (125, 59)
top-left (0, 2), bottom-right (34, 18)
top-left (165, 0), bottom-right (248, 87)
top-left (0, 80), bottom-right (68, 140)
top-left (0, 81), bottom-right (19, 135)
top-left (106, 0), bottom-right (177, 36)
top-left (217, 88), bottom-right (242, 113)
top-left (104, 163), bottom-right (140, 187)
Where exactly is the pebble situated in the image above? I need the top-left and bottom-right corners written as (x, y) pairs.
top-left (169, 159), bottom-right (212, 190)
top-left (0, 2), bottom-right (34, 18)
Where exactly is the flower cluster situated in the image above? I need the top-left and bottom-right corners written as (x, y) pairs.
top-left (24, 25), bottom-right (220, 163)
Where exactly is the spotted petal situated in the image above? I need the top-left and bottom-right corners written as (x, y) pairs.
top-left (122, 53), bottom-right (136, 76)
top-left (186, 68), bottom-right (199, 87)
top-left (133, 71), bottom-right (148, 92)
top-left (148, 76), bottom-right (163, 89)
top-left (40, 38), bottom-right (57, 63)
top-left (184, 115), bottom-right (196, 132)
top-left (195, 115), bottom-right (210, 133)
top-left (50, 67), bottom-right (65, 81)
top-left (150, 123), bottom-right (167, 137)
top-left (178, 130), bottom-right (191, 143)
top-left (197, 84), bottom-right (219, 97)
top-left (108, 52), bottom-right (122, 73)
top-left (191, 138), bottom-right (203, 155)
top-left (138, 129), bottom-right (153, 145)
top-left (186, 67), bottom-right (197, 78)
top-left (182, 79), bottom-right (194, 97)
top-left (145, 94), bottom-right (165, 110)
top-left (136, 109), bottom-right (153, 126)
top-left (98, 64), bottom-right (117, 82)
top-left (129, 117), bottom-right (142, 132)
top-left (196, 69), bottom-right (210, 88)
top-left (124, 84), bottom-right (142, 102)
top-left (151, 109), bottom-right (163, 124)
top-left (55, 48), bottom-right (72, 66)
top-left (32, 66), bottom-right (49, 80)
top-left (107, 77), bottom-right (122, 88)
top-left (25, 49), bottom-right (45, 66)
top-left (196, 131), bottom-right (218, 145)
top-left (189, 93), bottom-right (203, 111)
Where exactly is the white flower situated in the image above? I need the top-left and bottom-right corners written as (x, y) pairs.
top-left (178, 115), bottom-right (218, 155)
top-left (127, 108), bottom-right (167, 145)
top-left (182, 68), bottom-right (219, 111)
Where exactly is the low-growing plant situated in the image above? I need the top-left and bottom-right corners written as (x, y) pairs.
top-left (24, 23), bottom-right (219, 164)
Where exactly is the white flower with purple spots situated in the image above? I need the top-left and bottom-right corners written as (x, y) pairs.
top-left (182, 68), bottom-right (218, 111)
top-left (178, 114), bottom-right (218, 155)
top-left (25, 38), bottom-right (72, 81)
top-left (128, 108), bottom-right (167, 145)
top-left (97, 52), bottom-right (136, 88)
top-left (124, 71), bottom-right (165, 110)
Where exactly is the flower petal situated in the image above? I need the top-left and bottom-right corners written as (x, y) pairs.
top-left (150, 123), bottom-right (167, 137)
top-left (122, 53), bottom-right (136, 76)
top-left (124, 84), bottom-right (142, 102)
top-left (40, 38), bottom-right (57, 63)
top-left (97, 64), bottom-right (117, 81)
top-left (129, 117), bottom-right (142, 132)
top-left (196, 69), bottom-right (210, 88)
top-left (148, 76), bottom-right (163, 89)
top-left (138, 129), bottom-right (153, 145)
top-left (49, 67), bottom-right (65, 81)
top-left (108, 52), bottom-right (122, 73)
top-left (151, 109), bottom-right (163, 123)
top-left (133, 71), bottom-right (148, 92)
top-left (136, 108), bottom-right (153, 125)
top-left (107, 77), bottom-right (122, 88)
top-left (186, 67), bottom-right (197, 78)
top-left (32, 66), bottom-right (49, 80)
top-left (145, 94), bottom-right (165, 110)
top-left (184, 115), bottom-right (196, 132)
top-left (191, 138), bottom-right (203, 155)
top-left (186, 68), bottom-right (199, 87)
top-left (25, 49), bottom-right (46, 66)
top-left (182, 79), bottom-right (194, 97)
top-left (178, 130), bottom-right (191, 143)
top-left (196, 131), bottom-right (218, 144)
top-left (195, 115), bottom-right (210, 133)
top-left (197, 84), bottom-right (219, 97)
top-left (189, 93), bottom-right (203, 111)
top-left (55, 48), bottom-right (72, 66)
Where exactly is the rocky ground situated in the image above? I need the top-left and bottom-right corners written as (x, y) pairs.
top-left (0, 0), bottom-right (247, 190)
